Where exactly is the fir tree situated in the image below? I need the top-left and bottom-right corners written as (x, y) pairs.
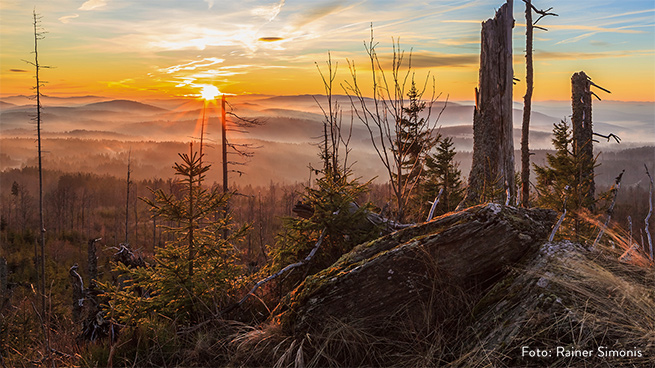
top-left (270, 170), bottom-right (379, 297)
top-left (422, 136), bottom-right (463, 217)
top-left (391, 81), bottom-right (438, 221)
top-left (104, 146), bottom-right (246, 325)
top-left (534, 120), bottom-right (597, 241)
top-left (268, 54), bottom-right (380, 296)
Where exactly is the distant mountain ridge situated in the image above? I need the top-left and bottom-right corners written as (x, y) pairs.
top-left (81, 99), bottom-right (168, 112)
top-left (0, 95), bottom-right (652, 147)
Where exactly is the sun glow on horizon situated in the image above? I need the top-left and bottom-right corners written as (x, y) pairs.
top-left (200, 85), bottom-right (220, 100)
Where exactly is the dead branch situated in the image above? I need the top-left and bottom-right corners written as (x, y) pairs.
top-left (549, 185), bottom-right (569, 242)
top-left (593, 170), bottom-right (624, 248)
top-left (645, 164), bottom-right (653, 260)
top-left (523, 1), bottom-right (558, 23)
top-left (426, 188), bottom-right (444, 222)
top-left (232, 228), bottom-right (327, 309)
top-left (342, 26), bottom-right (444, 222)
top-left (589, 81), bottom-right (612, 94)
top-left (593, 132), bottom-right (621, 144)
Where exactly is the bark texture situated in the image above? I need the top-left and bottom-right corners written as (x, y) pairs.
top-left (272, 203), bottom-right (556, 335)
top-left (571, 71), bottom-right (595, 211)
top-left (460, 0), bottom-right (515, 208)
top-left (521, 0), bottom-right (534, 208)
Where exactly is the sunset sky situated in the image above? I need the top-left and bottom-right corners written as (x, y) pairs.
top-left (1, 0), bottom-right (653, 101)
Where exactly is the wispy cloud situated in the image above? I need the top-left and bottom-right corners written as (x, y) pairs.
top-left (79, 0), bottom-right (107, 11)
top-left (9, 69), bottom-right (28, 73)
top-left (59, 14), bottom-right (79, 24)
top-left (156, 58), bottom-right (257, 93)
top-left (549, 24), bottom-right (645, 34)
top-left (441, 20), bottom-right (481, 24)
top-left (550, 24), bottom-right (646, 45)
top-left (204, 0), bottom-right (215, 10)
top-left (291, 1), bottom-right (348, 29)
top-left (438, 36), bottom-right (478, 46)
top-left (535, 49), bottom-right (654, 60)
top-left (259, 37), bottom-right (285, 42)
top-left (379, 51), bottom-right (478, 69)
top-left (596, 8), bottom-right (655, 20)
top-left (160, 58), bottom-right (225, 74)
top-left (106, 78), bottom-right (134, 88)
top-left (251, 0), bottom-right (286, 22)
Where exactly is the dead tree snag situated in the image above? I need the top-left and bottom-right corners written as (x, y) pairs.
top-left (571, 71), bottom-right (595, 211)
top-left (459, 0), bottom-right (515, 209)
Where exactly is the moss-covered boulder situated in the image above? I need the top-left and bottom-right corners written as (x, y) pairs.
top-left (271, 204), bottom-right (557, 335)
top-left (232, 205), bottom-right (655, 367)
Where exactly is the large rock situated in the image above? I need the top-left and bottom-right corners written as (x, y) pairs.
top-left (457, 240), bottom-right (655, 367)
top-left (233, 204), bottom-right (655, 367)
top-left (272, 204), bottom-right (557, 335)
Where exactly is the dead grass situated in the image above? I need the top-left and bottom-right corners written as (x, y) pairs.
top-left (229, 219), bottom-right (654, 368)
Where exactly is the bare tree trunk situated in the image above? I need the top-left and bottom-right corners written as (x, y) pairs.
top-left (27, 10), bottom-right (52, 362)
top-left (221, 95), bottom-right (229, 240)
top-left (188, 143), bottom-right (195, 278)
top-left (459, 0), bottom-right (515, 209)
top-left (69, 264), bottom-right (84, 323)
top-left (125, 150), bottom-right (131, 244)
top-left (645, 164), bottom-right (654, 259)
top-left (520, 0), bottom-right (534, 208)
top-left (87, 238), bottom-right (100, 287)
top-left (571, 71), bottom-right (595, 212)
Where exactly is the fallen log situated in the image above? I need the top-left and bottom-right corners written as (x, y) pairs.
top-left (271, 203), bottom-right (557, 335)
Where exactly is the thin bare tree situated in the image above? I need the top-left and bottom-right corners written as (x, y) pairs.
top-left (125, 149), bottom-right (132, 244)
top-left (343, 27), bottom-right (445, 222)
top-left (520, 0), bottom-right (557, 207)
top-left (314, 52), bottom-right (353, 176)
top-left (216, 96), bottom-right (263, 238)
top-left (23, 9), bottom-right (52, 364)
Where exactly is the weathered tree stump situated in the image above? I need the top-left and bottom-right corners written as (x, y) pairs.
top-left (88, 238), bottom-right (100, 289)
top-left (459, 0), bottom-right (516, 208)
top-left (571, 71), bottom-right (595, 211)
top-left (69, 264), bottom-right (85, 323)
top-left (271, 204), bottom-right (557, 335)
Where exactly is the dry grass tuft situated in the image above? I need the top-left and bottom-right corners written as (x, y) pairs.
top-left (460, 234), bottom-right (655, 367)
top-left (230, 218), bottom-right (654, 367)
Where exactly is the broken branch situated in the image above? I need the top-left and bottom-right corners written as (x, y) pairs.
top-left (593, 170), bottom-right (624, 248)
top-left (645, 164), bottom-right (653, 260)
top-left (589, 81), bottom-right (612, 94)
top-left (593, 132), bottom-right (621, 144)
top-left (234, 228), bottom-right (327, 308)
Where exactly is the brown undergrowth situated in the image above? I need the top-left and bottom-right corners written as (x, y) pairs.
top-left (229, 217), bottom-right (654, 368)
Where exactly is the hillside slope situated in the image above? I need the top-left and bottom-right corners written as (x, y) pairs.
top-left (232, 204), bottom-right (654, 367)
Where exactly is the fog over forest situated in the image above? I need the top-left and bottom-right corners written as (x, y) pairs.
top-left (2, 94), bottom-right (653, 188)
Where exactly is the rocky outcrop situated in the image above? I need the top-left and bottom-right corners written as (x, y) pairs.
top-left (233, 204), bottom-right (655, 367)
top-left (457, 240), bottom-right (655, 367)
top-left (272, 204), bottom-right (557, 335)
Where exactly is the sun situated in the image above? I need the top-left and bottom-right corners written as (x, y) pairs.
top-left (200, 85), bottom-right (220, 100)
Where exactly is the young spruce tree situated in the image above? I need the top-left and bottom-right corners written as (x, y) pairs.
top-left (421, 136), bottom-right (463, 218)
top-left (391, 81), bottom-right (438, 221)
top-left (104, 146), bottom-right (246, 326)
top-left (268, 55), bottom-right (380, 296)
top-left (534, 120), bottom-right (598, 242)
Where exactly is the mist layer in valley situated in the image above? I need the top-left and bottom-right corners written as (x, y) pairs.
top-left (1, 94), bottom-right (653, 187)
